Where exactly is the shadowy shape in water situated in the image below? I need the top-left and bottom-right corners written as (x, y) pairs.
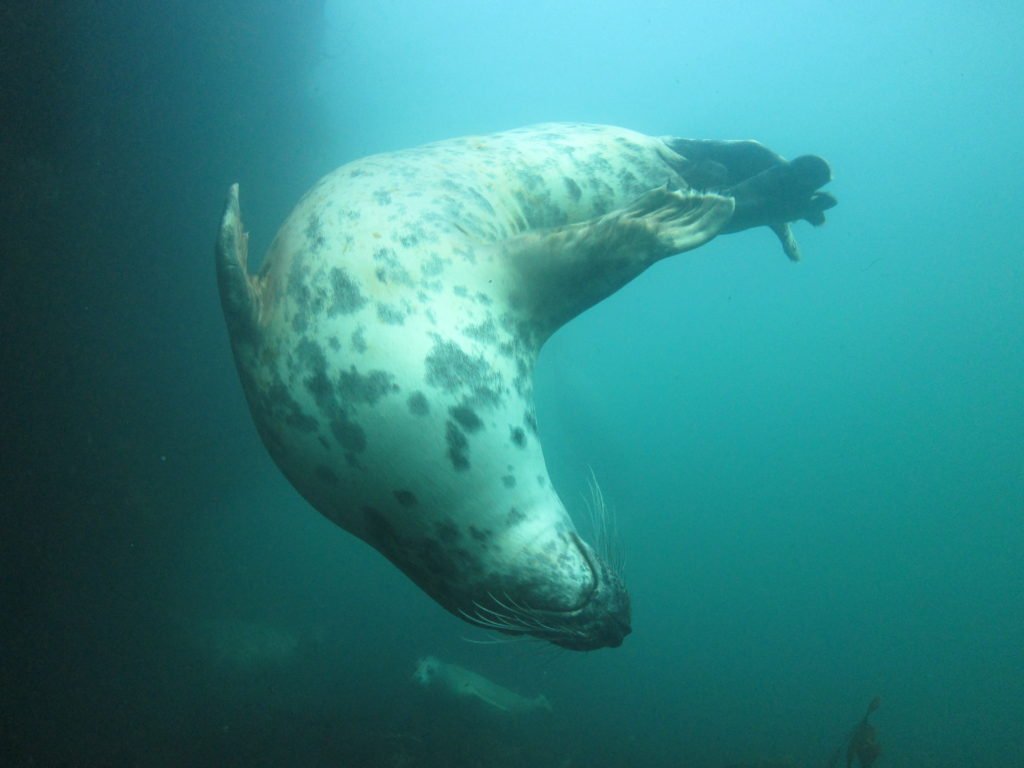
top-left (826, 696), bottom-right (881, 768)
top-left (414, 656), bottom-right (552, 714)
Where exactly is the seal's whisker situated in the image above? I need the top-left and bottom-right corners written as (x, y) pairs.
top-left (492, 592), bottom-right (537, 617)
top-left (583, 467), bottom-right (625, 578)
top-left (466, 594), bottom-right (587, 641)
top-left (460, 634), bottom-right (521, 645)
top-left (496, 593), bottom-right (590, 640)
top-left (461, 602), bottom-right (535, 635)
top-left (467, 614), bottom-right (533, 635)
top-left (476, 597), bottom-right (529, 625)
top-left (469, 611), bottom-right (521, 631)
top-left (492, 593), bottom-right (573, 637)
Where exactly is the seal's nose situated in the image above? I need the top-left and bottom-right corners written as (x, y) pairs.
top-left (605, 602), bottom-right (632, 648)
top-left (604, 621), bottom-right (630, 648)
top-left (552, 607), bottom-right (631, 651)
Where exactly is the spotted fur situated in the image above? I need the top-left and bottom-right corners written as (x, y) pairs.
top-left (216, 123), bottom-right (743, 650)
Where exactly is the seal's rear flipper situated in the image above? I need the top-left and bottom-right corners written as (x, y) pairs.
top-left (502, 186), bottom-right (734, 344)
top-left (666, 137), bottom-right (784, 188)
top-left (215, 184), bottom-right (262, 345)
top-left (720, 154), bottom-right (833, 229)
top-left (665, 136), bottom-right (836, 260)
top-left (771, 223), bottom-right (801, 262)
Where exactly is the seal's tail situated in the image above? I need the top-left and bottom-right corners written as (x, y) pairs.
top-left (215, 184), bottom-right (261, 345)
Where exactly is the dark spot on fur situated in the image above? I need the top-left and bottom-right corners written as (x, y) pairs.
top-left (524, 409), bottom-right (539, 434)
top-left (436, 520), bottom-right (460, 543)
top-left (284, 260), bottom-right (328, 334)
top-left (446, 420), bottom-right (470, 471)
top-left (512, 356), bottom-right (532, 396)
top-left (463, 318), bottom-right (498, 344)
top-left (408, 391), bottom-right (430, 416)
top-left (363, 506), bottom-right (397, 551)
top-left (338, 367), bottom-right (398, 405)
top-left (501, 474), bottom-right (516, 488)
top-left (510, 426), bottom-right (526, 448)
top-left (377, 303), bottom-right (406, 325)
top-left (424, 337), bottom-right (503, 406)
top-left (454, 245), bottom-right (477, 265)
top-left (421, 254), bottom-right (447, 278)
top-left (305, 214), bottom-right (326, 250)
top-left (283, 408), bottom-right (318, 434)
top-left (469, 526), bottom-right (491, 544)
top-left (394, 490), bottom-right (418, 507)
top-left (331, 412), bottom-right (366, 454)
top-left (260, 424), bottom-right (289, 458)
top-left (298, 340), bottom-right (333, 408)
top-left (328, 336), bottom-right (341, 351)
top-left (256, 378), bottom-right (317, 434)
top-left (329, 267), bottom-right (366, 315)
top-left (370, 248), bottom-right (413, 284)
top-left (507, 507), bottom-right (526, 526)
top-left (351, 327), bottom-right (367, 353)
top-left (316, 466), bottom-right (339, 485)
top-left (449, 405), bottom-right (482, 432)
top-left (564, 176), bottom-right (582, 202)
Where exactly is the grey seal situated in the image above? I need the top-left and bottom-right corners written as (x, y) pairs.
top-left (215, 123), bottom-right (835, 650)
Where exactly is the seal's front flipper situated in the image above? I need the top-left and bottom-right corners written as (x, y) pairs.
top-left (502, 186), bottom-right (734, 344)
top-left (468, 688), bottom-right (511, 712)
top-left (622, 185), bottom-right (736, 257)
top-left (215, 184), bottom-right (262, 344)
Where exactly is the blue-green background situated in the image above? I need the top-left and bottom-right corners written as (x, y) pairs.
top-left (2, 2), bottom-right (1021, 766)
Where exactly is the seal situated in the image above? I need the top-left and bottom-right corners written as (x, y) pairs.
top-left (414, 655), bottom-right (552, 714)
top-left (215, 123), bottom-right (835, 650)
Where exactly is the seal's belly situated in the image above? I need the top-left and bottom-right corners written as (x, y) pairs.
top-left (246, 125), bottom-right (682, 533)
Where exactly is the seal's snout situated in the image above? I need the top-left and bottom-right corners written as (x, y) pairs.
top-left (604, 617), bottom-right (632, 649)
top-left (591, 604), bottom-right (632, 649)
top-left (550, 535), bottom-right (631, 651)
top-left (551, 583), bottom-right (631, 651)
top-left (460, 531), bottom-right (630, 651)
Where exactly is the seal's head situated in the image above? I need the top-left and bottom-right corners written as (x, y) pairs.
top-left (414, 656), bottom-right (441, 686)
top-left (457, 532), bottom-right (631, 651)
top-left (547, 534), bottom-right (631, 650)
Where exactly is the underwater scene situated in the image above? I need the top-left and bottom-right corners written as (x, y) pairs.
top-left (2, 1), bottom-right (1022, 766)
